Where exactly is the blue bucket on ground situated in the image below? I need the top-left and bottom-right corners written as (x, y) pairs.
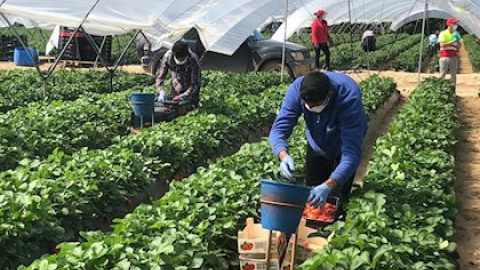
top-left (260, 179), bottom-right (311, 234)
top-left (131, 93), bottom-right (155, 116)
top-left (14, 47), bottom-right (38, 66)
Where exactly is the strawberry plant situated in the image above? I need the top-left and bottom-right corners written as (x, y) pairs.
top-left (0, 70), bottom-right (153, 112)
top-left (430, 53), bottom-right (440, 73)
top-left (358, 75), bottom-right (397, 117)
top-left (329, 34), bottom-right (412, 68)
top-left (0, 71), bottom-right (282, 171)
top-left (0, 72), bottom-right (286, 268)
top-left (463, 35), bottom-right (480, 72)
top-left (353, 35), bottom-right (422, 69)
top-left (391, 39), bottom-right (429, 72)
top-left (301, 78), bottom-right (459, 269)
top-left (18, 75), bottom-right (396, 270)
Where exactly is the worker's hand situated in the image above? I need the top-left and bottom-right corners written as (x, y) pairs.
top-left (158, 91), bottom-right (166, 102)
top-left (279, 155), bottom-right (295, 179)
top-left (173, 95), bottom-right (180, 101)
top-left (308, 183), bottom-right (331, 208)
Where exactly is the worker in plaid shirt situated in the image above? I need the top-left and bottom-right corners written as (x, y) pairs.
top-left (156, 40), bottom-right (201, 107)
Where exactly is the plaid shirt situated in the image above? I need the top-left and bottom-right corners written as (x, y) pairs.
top-left (156, 49), bottom-right (201, 97)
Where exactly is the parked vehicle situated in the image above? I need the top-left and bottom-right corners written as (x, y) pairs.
top-left (141, 28), bottom-right (312, 79)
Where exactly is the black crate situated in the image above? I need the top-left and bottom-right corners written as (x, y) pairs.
top-left (304, 196), bottom-right (341, 229)
top-left (58, 26), bottom-right (111, 63)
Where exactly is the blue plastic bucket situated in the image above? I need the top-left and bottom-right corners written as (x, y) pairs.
top-left (131, 93), bottom-right (155, 116)
top-left (260, 179), bottom-right (311, 233)
top-left (14, 47), bottom-right (38, 66)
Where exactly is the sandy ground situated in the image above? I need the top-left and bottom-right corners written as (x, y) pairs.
top-left (345, 70), bottom-right (480, 98)
top-left (455, 97), bottom-right (480, 269)
top-left (0, 61), bottom-right (147, 74)
top-left (353, 95), bottom-right (405, 187)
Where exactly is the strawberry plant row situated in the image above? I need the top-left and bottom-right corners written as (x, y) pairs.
top-left (391, 39), bottom-right (430, 72)
top-left (0, 75), bottom-right (287, 268)
top-left (329, 34), bottom-right (409, 68)
top-left (463, 35), bottom-right (480, 72)
top-left (18, 75), bottom-right (397, 270)
top-left (430, 53), bottom-right (440, 73)
top-left (352, 34), bottom-right (422, 69)
top-left (301, 78), bottom-right (458, 269)
top-left (0, 71), bottom-right (282, 171)
top-left (0, 69), bottom-right (153, 112)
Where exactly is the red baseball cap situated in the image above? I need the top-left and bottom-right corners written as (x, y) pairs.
top-left (314, 10), bottom-right (327, 16)
top-left (446, 17), bottom-right (459, 26)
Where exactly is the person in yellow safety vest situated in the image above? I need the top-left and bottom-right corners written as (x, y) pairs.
top-left (438, 17), bottom-right (462, 86)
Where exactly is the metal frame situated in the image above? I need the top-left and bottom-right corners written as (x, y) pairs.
top-left (281, 0), bottom-right (289, 82)
top-left (0, 0), bottom-right (145, 95)
top-left (0, 0), bottom-right (102, 97)
top-left (417, 0), bottom-right (428, 84)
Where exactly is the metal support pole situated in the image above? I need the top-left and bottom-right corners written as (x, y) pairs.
top-left (81, 27), bottom-right (112, 70)
top-left (348, 0), bottom-right (355, 69)
top-left (417, 0), bottom-right (428, 85)
top-left (281, 0), bottom-right (289, 82)
top-left (94, 36), bottom-right (107, 68)
top-left (109, 70), bottom-right (114, 92)
top-left (0, 12), bottom-right (51, 98)
top-left (45, 0), bottom-right (102, 78)
top-left (0, 13), bottom-right (43, 77)
top-left (112, 29), bottom-right (142, 71)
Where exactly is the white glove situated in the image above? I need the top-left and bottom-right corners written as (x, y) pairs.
top-left (158, 91), bottom-right (166, 102)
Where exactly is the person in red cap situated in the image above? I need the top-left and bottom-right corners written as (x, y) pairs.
top-left (438, 17), bottom-right (462, 85)
top-left (311, 9), bottom-right (333, 70)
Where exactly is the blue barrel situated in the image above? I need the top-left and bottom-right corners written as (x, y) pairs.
top-left (14, 47), bottom-right (38, 66)
top-left (260, 179), bottom-right (311, 233)
top-left (131, 93), bottom-right (155, 116)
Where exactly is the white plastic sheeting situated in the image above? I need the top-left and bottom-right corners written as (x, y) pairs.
top-left (272, 0), bottom-right (480, 41)
top-left (143, 0), bottom-right (288, 54)
top-left (0, 0), bottom-right (478, 56)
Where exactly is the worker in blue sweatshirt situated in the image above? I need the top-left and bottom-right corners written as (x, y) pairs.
top-left (269, 71), bottom-right (368, 208)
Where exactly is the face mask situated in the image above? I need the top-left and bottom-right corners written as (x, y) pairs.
top-left (452, 25), bottom-right (458, 31)
top-left (304, 91), bottom-right (332, 113)
top-left (305, 103), bottom-right (327, 113)
top-left (174, 56), bottom-right (187, 65)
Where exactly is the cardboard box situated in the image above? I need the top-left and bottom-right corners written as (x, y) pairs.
top-left (238, 217), bottom-right (287, 255)
top-left (239, 253), bottom-right (281, 270)
top-left (281, 219), bottom-right (329, 269)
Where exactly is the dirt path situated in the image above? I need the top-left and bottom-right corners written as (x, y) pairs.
top-left (353, 94), bottom-right (405, 186)
top-left (458, 44), bottom-right (474, 74)
top-left (346, 70), bottom-right (480, 97)
top-left (455, 93), bottom-right (480, 269)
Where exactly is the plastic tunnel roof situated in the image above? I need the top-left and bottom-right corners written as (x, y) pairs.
top-left (271, 0), bottom-right (480, 41)
top-left (0, 0), bottom-right (479, 56)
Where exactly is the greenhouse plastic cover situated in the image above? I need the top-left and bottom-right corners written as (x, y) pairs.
top-left (0, 0), bottom-right (478, 55)
top-left (272, 0), bottom-right (480, 42)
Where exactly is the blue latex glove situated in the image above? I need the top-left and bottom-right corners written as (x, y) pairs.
top-left (279, 155), bottom-right (295, 179)
top-left (308, 183), bottom-right (331, 207)
top-left (158, 92), bottom-right (166, 102)
top-left (453, 32), bottom-right (460, 43)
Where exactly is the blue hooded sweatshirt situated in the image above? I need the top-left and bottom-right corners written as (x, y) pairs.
top-left (269, 72), bottom-right (368, 186)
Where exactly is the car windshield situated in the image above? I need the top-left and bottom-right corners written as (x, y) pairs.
top-left (250, 30), bottom-right (266, 41)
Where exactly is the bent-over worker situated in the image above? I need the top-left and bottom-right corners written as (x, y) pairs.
top-left (156, 40), bottom-right (201, 107)
top-left (269, 71), bottom-right (368, 210)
